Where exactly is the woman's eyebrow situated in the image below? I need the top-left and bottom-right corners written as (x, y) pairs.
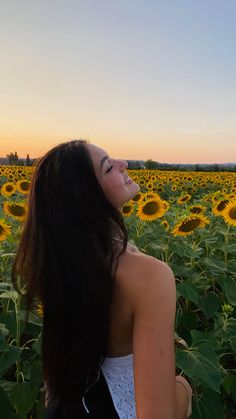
top-left (100, 155), bottom-right (109, 172)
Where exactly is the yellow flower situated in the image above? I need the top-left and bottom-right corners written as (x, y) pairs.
top-left (1, 182), bottom-right (16, 197)
top-left (122, 202), bottom-right (134, 217)
top-left (132, 192), bottom-right (143, 202)
top-left (16, 179), bottom-right (31, 194)
top-left (137, 197), bottom-right (166, 221)
top-left (141, 192), bottom-right (159, 202)
top-left (177, 194), bottom-right (191, 205)
top-left (3, 201), bottom-right (28, 221)
top-left (0, 219), bottom-right (11, 241)
top-left (222, 200), bottom-right (236, 226)
top-left (146, 182), bottom-right (154, 191)
top-left (172, 215), bottom-right (209, 236)
top-left (161, 200), bottom-right (170, 212)
top-left (212, 199), bottom-right (229, 216)
top-left (189, 205), bottom-right (206, 215)
top-left (36, 303), bottom-right (44, 317)
top-left (161, 220), bottom-right (169, 231)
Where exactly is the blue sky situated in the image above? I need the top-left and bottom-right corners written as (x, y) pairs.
top-left (0, 0), bottom-right (235, 163)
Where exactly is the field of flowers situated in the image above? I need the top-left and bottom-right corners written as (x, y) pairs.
top-left (0, 165), bottom-right (236, 418)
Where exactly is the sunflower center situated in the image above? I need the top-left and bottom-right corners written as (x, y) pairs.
top-left (179, 218), bottom-right (201, 232)
top-left (132, 193), bottom-right (141, 201)
top-left (20, 181), bottom-right (30, 191)
top-left (6, 185), bottom-right (14, 192)
top-left (143, 201), bottom-right (160, 215)
top-left (123, 205), bottom-right (132, 214)
top-left (229, 207), bottom-right (236, 220)
top-left (9, 204), bottom-right (25, 216)
top-left (190, 207), bottom-right (202, 214)
top-left (217, 200), bottom-right (229, 211)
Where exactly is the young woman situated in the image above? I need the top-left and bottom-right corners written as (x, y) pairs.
top-left (12, 139), bottom-right (192, 418)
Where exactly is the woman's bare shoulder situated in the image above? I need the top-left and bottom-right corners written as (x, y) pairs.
top-left (117, 247), bottom-right (175, 295)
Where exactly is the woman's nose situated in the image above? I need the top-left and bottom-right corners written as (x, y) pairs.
top-left (119, 159), bottom-right (128, 171)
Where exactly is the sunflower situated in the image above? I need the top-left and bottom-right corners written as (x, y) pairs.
top-left (156, 186), bottom-right (164, 193)
top-left (0, 219), bottom-right (11, 241)
top-left (161, 220), bottom-right (170, 231)
top-left (122, 203), bottom-right (134, 217)
top-left (146, 182), bottom-right (154, 191)
top-left (141, 192), bottom-right (159, 202)
top-left (177, 194), bottom-right (191, 205)
top-left (16, 179), bottom-right (31, 194)
top-left (222, 200), bottom-right (236, 226)
top-left (137, 197), bottom-right (166, 221)
top-left (172, 215), bottom-right (209, 236)
top-left (172, 184), bottom-right (177, 192)
top-left (212, 199), bottom-right (230, 216)
top-left (161, 200), bottom-right (170, 211)
top-left (132, 192), bottom-right (143, 202)
top-left (139, 178), bottom-right (145, 186)
top-left (189, 205), bottom-right (206, 214)
top-left (36, 303), bottom-right (44, 317)
top-left (1, 182), bottom-right (16, 197)
top-left (3, 201), bottom-right (28, 221)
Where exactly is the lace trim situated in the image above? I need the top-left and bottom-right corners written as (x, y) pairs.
top-left (101, 354), bottom-right (136, 418)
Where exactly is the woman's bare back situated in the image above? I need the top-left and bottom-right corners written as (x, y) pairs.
top-left (107, 243), bottom-right (156, 357)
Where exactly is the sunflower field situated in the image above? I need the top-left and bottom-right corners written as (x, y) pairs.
top-left (0, 165), bottom-right (236, 418)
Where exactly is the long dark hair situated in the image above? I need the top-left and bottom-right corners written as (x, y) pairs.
top-left (11, 139), bottom-right (127, 405)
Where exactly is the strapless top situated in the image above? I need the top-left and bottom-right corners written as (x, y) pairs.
top-left (100, 353), bottom-right (136, 418)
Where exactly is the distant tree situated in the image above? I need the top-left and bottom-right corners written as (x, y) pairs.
top-left (26, 153), bottom-right (31, 166)
top-left (145, 159), bottom-right (159, 169)
top-left (6, 151), bottom-right (19, 165)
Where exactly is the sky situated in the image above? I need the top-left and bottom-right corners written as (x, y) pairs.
top-left (0, 0), bottom-right (236, 164)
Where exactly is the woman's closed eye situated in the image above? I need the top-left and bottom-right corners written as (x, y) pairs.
top-left (106, 165), bottom-right (113, 173)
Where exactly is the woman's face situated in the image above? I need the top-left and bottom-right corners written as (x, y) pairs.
top-left (86, 143), bottom-right (140, 209)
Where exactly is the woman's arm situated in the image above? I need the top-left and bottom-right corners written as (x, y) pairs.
top-left (125, 256), bottom-right (190, 419)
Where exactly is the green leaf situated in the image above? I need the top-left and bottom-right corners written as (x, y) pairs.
top-left (223, 374), bottom-right (236, 401)
top-left (214, 315), bottom-right (236, 341)
top-left (177, 281), bottom-right (200, 304)
top-left (191, 330), bottom-right (220, 350)
top-left (215, 276), bottom-right (236, 306)
top-left (191, 389), bottom-right (224, 419)
top-left (230, 337), bottom-right (236, 353)
top-left (0, 312), bottom-right (16, 339)
top-left (0, 290), bottom-right (18, 302)
top-left (176, 343), bottom-right (222, 393)
top-left (35, 393), bottom-right (46, 419)
top-left (198, 293), bottom-right (220, 318)
top-left (0, 346), bottom-right (21, 376)
top-left (29, 360), bottom-right (43, 388)
top-left (0, 283), bottom-right (12, 291)
top-left (0, 380), bottom-right (16, 397)
top-left (221, 243), bottom-right (236, 253)
top-left (173, 242), bottom-right (200, 259)
top-left (202, 257), bottom-right (227, 274)
top-left (0, 387), bottom-right (16, 419)
top-left (182, 310), bottom-right (199, 331)
top-left (0, 322), bottom-right (10, 338)
top-left (27, 311), bottom-right (43, 327)
top-left (32, 333), bottom-right (42, 355)
top-left (9, 382), bottom-right (38, 419)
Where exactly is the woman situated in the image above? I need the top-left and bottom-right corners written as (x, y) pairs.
top-left (12, 139), bottom-right (192, 418)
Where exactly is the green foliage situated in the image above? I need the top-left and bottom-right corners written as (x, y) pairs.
top-left (1, 168), bottom-right (236, 418)
top-left (124, 210), bottom-right (236, 418)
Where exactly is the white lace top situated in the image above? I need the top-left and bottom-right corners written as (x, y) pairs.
top-left (100, 353), bottom-right (136, 418)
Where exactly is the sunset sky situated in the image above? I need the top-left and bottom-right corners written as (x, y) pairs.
top-left (1, 1), bottom-right (236, 163)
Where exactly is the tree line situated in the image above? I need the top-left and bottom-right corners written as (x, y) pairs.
top-left (3, 153), bottom-right (236, 172)
top-left (130, 159), bottom-right (236, 172)
top-left (5, 152), bottom-right (35, 166)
